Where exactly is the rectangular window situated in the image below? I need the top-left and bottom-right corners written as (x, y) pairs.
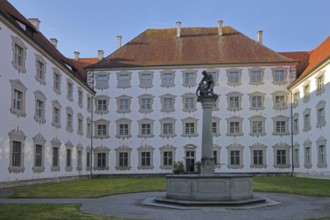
top-left (230, 150), bottom-right (240, 165)
top-left (141, 124), bottom-right (151, 135)
top-left (251, 70), bottom-right (262, 83)
top-left (141, 152), bottom-right (151, 166)
top-left (163, 123), bottom-right (173, 134)
top-left (87, 96), bottom-right (91, 112)
top-left (185, 123), bottom-right (195, 134)
top-left (54, 73), bottom-right (60, 91)
top-left (119, 99), bottom-right (129, 111)
top-left (141, 73), bottom-right (152, 86)
top-left (78, 118), bottom-right (83, 134)
top-left (184, 97), bottom-right (195, 110)
top-left (119, 74), bottom-right (129, 87)
top-left (276, 150), bottom-right (286, 165)
top-left (35, 99), bottom-right (44, 118)
top-left (141, 98), bottom-right (151, 110)
top-left (253, 150), bottom-right (263, 165)
top-left (212, 122), bottom-right (217, 134)
top-left (230, 122), bottom-right (240, 134)
top-left (13, 89), bottom-right (22, 111)
top-left (98, 74), bottom-right (108, 88)
top-left (319, 145), bottom-right (326, 164)
top-left (229, 96), bottom-right (239, 108)
top-left (184, 73), bottom-right (195, 85)
top-left (97, 99), bottom-right (107, 112)
top-left (304, 114), bottom-right (310, 130)
top-left (293, 118), bottom-right (299, 133)
top-left (276, 121), bottom-right (286, 133)
top-left (67, 113), bottom-right (72, 130)
top-left (274, 70), bottom-right (285, 82)
top-left (164, 98), bottom-right (173, 110)
top-left (119, 124), bottom-right (129, 135)
top-left (251, 96), bottom-right (262, 108)
top-left (12, 141), bottom-right (22, 167)
top-left (97, 124), bottom-right (107, 136)
top-left (53, 107), bottom-right (60, 125)
top-left (36, 60), bottom-right (44, 81)
top-left (163, 151), bottom-right (173, 166)
top-left (14, 44), bottom-right (23, 67)
top-left (66, 149), bottom-right (71, 167)
top-left (162, 73), bottom-right (173, 86)
top-left (35, 144), bottom-right (42, 167)
top-left (78, 90), bottom-right (83, 106)
top-left (77, 151), bottom-right (82, 168)
top-left (275, 95), bottom-right (285, 108)
top-left (119, 152), bottom-right (128, 167)
top-left (97, 153), bottom-right (106, 167)
top-left (52, 147), bottom-right (59, 167)
top-left (305, 147), bottom-right (311, 164)
top-left (252, 121), bottom-right (262, 134)
top-left (67, 82), bottom-right (73, 99)
top-left (304, 84), bottom-right (310, 97)
top-left (318, 108), bottom-right (325, 125)
top-left (293, 92), bottom-right (299, 105)
top-left (317, 75), bottom-right (324, 92)
top-left (228, 71), bottom-right (239, 84)
top-left (86, 152), bottom-right (90, 168)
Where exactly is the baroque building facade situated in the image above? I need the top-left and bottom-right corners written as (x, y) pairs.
top-left (0, 0), bottom-right (329, 185)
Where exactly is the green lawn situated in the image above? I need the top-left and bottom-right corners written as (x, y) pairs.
top-left (0, 204), bottom-right (130, 220)
top-left (11, 177), bottom-right (166, 198)
top-left (2, 176), bottom-right (330, 220)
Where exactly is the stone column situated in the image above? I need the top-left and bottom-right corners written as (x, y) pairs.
top-left (198, 95), bottom-right (218, 174)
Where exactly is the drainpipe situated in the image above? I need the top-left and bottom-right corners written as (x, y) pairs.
top-left (90, 69), bottom-right (95, 178)
top-left (290, 86), bottom-right (294, 176)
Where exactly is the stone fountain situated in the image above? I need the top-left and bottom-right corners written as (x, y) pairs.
top-left (156, 71), bottom-right (265, 205)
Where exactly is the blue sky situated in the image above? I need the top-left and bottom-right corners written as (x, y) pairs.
top-left (8, 0), bottom-right (330, 59)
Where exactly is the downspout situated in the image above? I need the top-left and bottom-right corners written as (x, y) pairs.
top-left (90, 69), bottom-right (95, 178)
top-left (290, 90), bottom-right (294, 176)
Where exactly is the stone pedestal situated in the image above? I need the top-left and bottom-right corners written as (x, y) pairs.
top-left (198, 95), bottom-right (218, 174)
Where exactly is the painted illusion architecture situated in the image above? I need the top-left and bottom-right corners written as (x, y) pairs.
top-left (0, 0), bottom-right (329, 185)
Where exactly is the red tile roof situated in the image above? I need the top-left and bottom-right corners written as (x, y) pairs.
top-left (87, 27), bottom-right (297, 69)
top-left (0, 0), bottom-right (91, 87)
top-left (279, 51), bottom-right (310, 76)
top-left (286, 37), bottom-right (330, 88)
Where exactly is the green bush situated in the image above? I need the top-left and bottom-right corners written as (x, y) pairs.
top-left (172, 161), bottom-right (185, 174)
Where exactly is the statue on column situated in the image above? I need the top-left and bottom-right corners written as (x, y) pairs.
top-left (196, 70), bottom-right (215, 97)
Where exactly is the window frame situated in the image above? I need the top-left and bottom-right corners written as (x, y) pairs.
top-left (249, 143), bottom-right (267, 168)
top-left (10, 79), bottom-right (27, 117)
top-left (248, 91), bottom-right (265, 111)
top-left (160, 93), bottom-right (176, 113)
top-left (182, 70), bottom-right (197, 87)
top-left (94, 119), bottom-right (110, 139)
top-left (181, 117), bottom-right (198, 137)
top-left (116, 118), bottom-right (132, 139)
top-left (51, 137), bottom-right (61, 172)
top-left (138, 118), bottom-right (155, 138)
top-left (160, 70), bottom-right (175, 87)
top-left (116, 71), bottom-right (132, 89)
top-left (159, 144), bottom-right (176, 170)
top-left (226, 116), bottom-right (243, 136)
top-left (226, 144), bottom-right (244, 169)
top-left (115, 145), bottom-right (132, 170)
top-left (93, 146), bottom-right (110, 170)
top-left (249, 115), bottom-right (266, 137)
top-left (316, 100), bottom-right (326, 128)
top-left (138, 94), bottom-right (154, 114)
top-left (226, 92), bottom-right (243, 112)
top-left (33, 90), bottom-right (46, 124)
top-left (66, 107), bottom-right (74, 133)
top-left (272, 142), bottom-right (291, 168)
top-left (35, 54), bottom-right (47, 85)
top-left (226, 68), bottom-right (242, 87)
top-left (116, 95), bottom-right (132, 114)
top-left (8, 128), bottom-right (26, 173)
top-left (139, 71), bottom-right (154, 89)
top-left (32, 133), bottom-right (46, 173)
top-left (95, 72), bottom-right (110, 90)
top-left (53, 68), bottom-right (62, 95)
top-left (65, 141), bottom-right (73, 172)
top-left (272, 115), bottom-right (289, 136)
top-left (160, 117), bottom-right (176, 138)
top-left (272, 67), bottom-right (288, 85)
top-left (181, 93), bottom-right (197, 112)
top-left (249, 67), bottom-right (264, 85)
top-left (303, 108), bottom-right (311, 132)
top-left (272, 91), bottom-right (289, 110)
top-left (51, 100), bottom-right (62, 128)
top-left (94, 95), bottom-right (110, 115)
top-left (11, 35), bottom-right (27, 73)
top-left (137, 145), bottom-right (154, 170)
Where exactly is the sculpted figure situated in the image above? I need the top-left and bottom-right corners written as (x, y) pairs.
top-left (196, 70), bottom-right (215, 96)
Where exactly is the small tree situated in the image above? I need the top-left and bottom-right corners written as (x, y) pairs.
top-left (172, 161), bottom-right (185, 174)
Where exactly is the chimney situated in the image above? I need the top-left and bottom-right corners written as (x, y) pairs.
top-left (218, 20), bottom-right (223, 36)
top-left (257, 30), bottom-right (263, 44)
top-left (74, 51), bottom-right (80, 60)
top-left (176, 21), bottom-right (181, 38)
top-left (98, 50), bottom-right (104, 60)
top-left (28, 18), bottom-right (40, 31)
top-left (50, 38), bottom-right (58, 48)
top-left (117, 35), bottom-right (122, 49)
